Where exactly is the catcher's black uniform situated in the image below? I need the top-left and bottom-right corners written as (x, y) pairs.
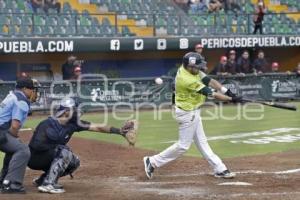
top-left (28, 116), bottom-right (90, 185)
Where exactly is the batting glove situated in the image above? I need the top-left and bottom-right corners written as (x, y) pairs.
top-left (225, 89), bottom-right (237, 98)
top-left (231, 96), bottom-right (243, 103)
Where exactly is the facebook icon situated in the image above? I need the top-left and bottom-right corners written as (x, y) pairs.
top-left (110, 40), bottom-right (120, 51)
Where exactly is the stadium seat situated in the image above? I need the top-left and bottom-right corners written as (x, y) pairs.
top-left (102, 17), bottom-right (111, 26)
top-left (156, 17), bottom-right (167, 26)
top-left (167, 25), bottom-right (179, 35)
top-left (11, 15), bottom-right (22, 25)
top-left (65, 26), bottom-right (76, 35)
top-left (48, 8), bottom-right (58, 14)
top-left (77, 25), bottom-right (89, 36)
top-left (121, 25), bottom-right (134, 36)
top-left (34, 15), bottom-right (45, 26)
top-left (19, 25), bottom-right (32, 36)
top-left (90, 25), bottom-right (100, 35)
top-left (55, 25), bottom-right (66, 35)
top-left (43, 25), bottom-right (54, 35)
top-left (33, 25), bottom-right (43, 36)
top-left (0, 15), bottom-right (10, 25)
top-left (155, 26), bottom-right (167, 36)
top-left (45, 16), bottom-right (58, 26)
top-left (194, 16), bottom-right (206, 26)
top-left (23, 15), bottom-right (33, 25)
top-left (0, 0), bottom-right (298, 37)
top-left (206, 15), bottom-right (215, 26)
top-left (216, 15), bottom-right (226, 26)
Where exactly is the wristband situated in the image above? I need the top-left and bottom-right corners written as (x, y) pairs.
top-left (220, 86), bottom-right (228, 94)
top-left (110, 127), bottom-right (121, 135)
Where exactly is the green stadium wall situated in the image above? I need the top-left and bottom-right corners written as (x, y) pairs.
top-left (0, 47), bottom-right (299, 79)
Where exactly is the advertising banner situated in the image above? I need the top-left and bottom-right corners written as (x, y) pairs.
top-left (1, 36), bottom-right (300, 54)
top-left (0, 74), bottom-right (298, 111)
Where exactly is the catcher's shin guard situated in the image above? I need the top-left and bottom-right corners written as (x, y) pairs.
top-left (62, 154), bottom-right (80, 177)
top-left (43, 146), bottom-right (73, 185)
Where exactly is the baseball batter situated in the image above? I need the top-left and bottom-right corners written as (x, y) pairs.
top-left (144, 52), bottom-right (242, 179)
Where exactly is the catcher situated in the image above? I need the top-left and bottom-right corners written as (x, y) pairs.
top-left (27, 97), bottom-right (137, 194)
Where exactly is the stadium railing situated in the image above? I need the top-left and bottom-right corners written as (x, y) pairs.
top-left (0, 12), bottom-right (299, 37)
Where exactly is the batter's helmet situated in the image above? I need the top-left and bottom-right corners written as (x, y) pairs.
top-left (182, 52), bottom-right (206, 69)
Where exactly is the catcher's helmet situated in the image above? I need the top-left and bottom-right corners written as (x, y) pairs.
top-left (55, 97), bottom-right (76, 117)
top-left (182, 52), bottom-right (206, 69)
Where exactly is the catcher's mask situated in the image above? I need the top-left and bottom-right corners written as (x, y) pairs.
top-left (30, 79), bottom-right (41, 103)
top-left (55, 97), bottom-right (76, 118)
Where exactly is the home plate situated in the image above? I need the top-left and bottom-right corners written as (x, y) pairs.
top-left (218, 182), bottom-right (252, 186)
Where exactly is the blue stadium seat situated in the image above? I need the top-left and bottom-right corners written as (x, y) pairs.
top-left (65, 26), bottom-right (76, 35)
top-left (33, 25), bottom-right (43, 36)
top-left (22, 15), bottom-right (33, 25)
top-left (19, 25), bottom-right (32, 36)
top-left (43, 25), bottom-right (55, 35)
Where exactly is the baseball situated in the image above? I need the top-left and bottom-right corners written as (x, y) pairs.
top-left (155, 77), bottom-right (163, 85)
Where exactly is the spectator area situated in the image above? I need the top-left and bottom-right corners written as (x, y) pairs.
top-left (0, 0), bottom-right (299, 37)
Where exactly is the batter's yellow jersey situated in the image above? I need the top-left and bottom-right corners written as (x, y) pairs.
top-left (175, 65), bottom-right (207, 111)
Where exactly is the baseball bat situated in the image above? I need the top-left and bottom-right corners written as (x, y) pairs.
top-left (242, 98), bottom-right (297, 111)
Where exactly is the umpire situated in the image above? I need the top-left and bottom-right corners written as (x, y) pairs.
top-left (28, 97), bottom-right (136, 194)
top-left (0, 77), bottom-right (40, 194)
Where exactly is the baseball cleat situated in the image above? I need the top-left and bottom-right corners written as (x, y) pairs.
top-left (143, 157), bottom-right (154, 179)
top-left (33, 177), bottom-right (63, 189)
top-left (1, 186), bottom-right (26, 194)
top-left (1, 180), bottom-right (26, 194)
top-left (214, 170), bottom-right (236, 179)
top-left (32, 177), bottom-right (44, 187)
top-left (38, 184), bottom-right (65, 194)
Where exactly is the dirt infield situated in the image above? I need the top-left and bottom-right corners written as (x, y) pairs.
top-left (2, 132), bottom-right (300, 200)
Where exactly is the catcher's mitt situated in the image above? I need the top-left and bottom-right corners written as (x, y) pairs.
top-left (121, 120), bottom-right (138, 146)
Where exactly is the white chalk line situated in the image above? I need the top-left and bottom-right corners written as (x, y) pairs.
top-left (226, 191), bottom-right (300, 198)
top-left (160, 127), bottom-right (300, 144)
top-left (156, 168), bottom-right (300, 178)
top-left (20, 128), bottom-right (32, 131)
top-left (218, 182), bottom-right (252, 186)
top-left (138, 187), bottom-right (207, 197)
top-left (236, 168), bottom-right (300, 175)
top-left (275, 168), bottom-right (300, 174)
top-left (134, 181), bottom-right (200, 186)
top-left (208, 128), bottom-right (300, 141)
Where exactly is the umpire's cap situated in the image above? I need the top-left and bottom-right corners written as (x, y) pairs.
top-left (16, 76), bottom-right (37, 90)
top-left (182, 52), bottom-right (206, 69)
top-left (55, 97), bottom-right (76, 117)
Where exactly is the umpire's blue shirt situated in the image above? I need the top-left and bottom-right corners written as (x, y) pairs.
top-left (0, 90), bottom-right (30, 130)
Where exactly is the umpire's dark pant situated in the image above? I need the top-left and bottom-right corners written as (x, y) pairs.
top-left (0, 132), bottom-right (30, 187)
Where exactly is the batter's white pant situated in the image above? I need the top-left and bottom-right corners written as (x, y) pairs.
top-left (149, 107), bottom-right (227, 173)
